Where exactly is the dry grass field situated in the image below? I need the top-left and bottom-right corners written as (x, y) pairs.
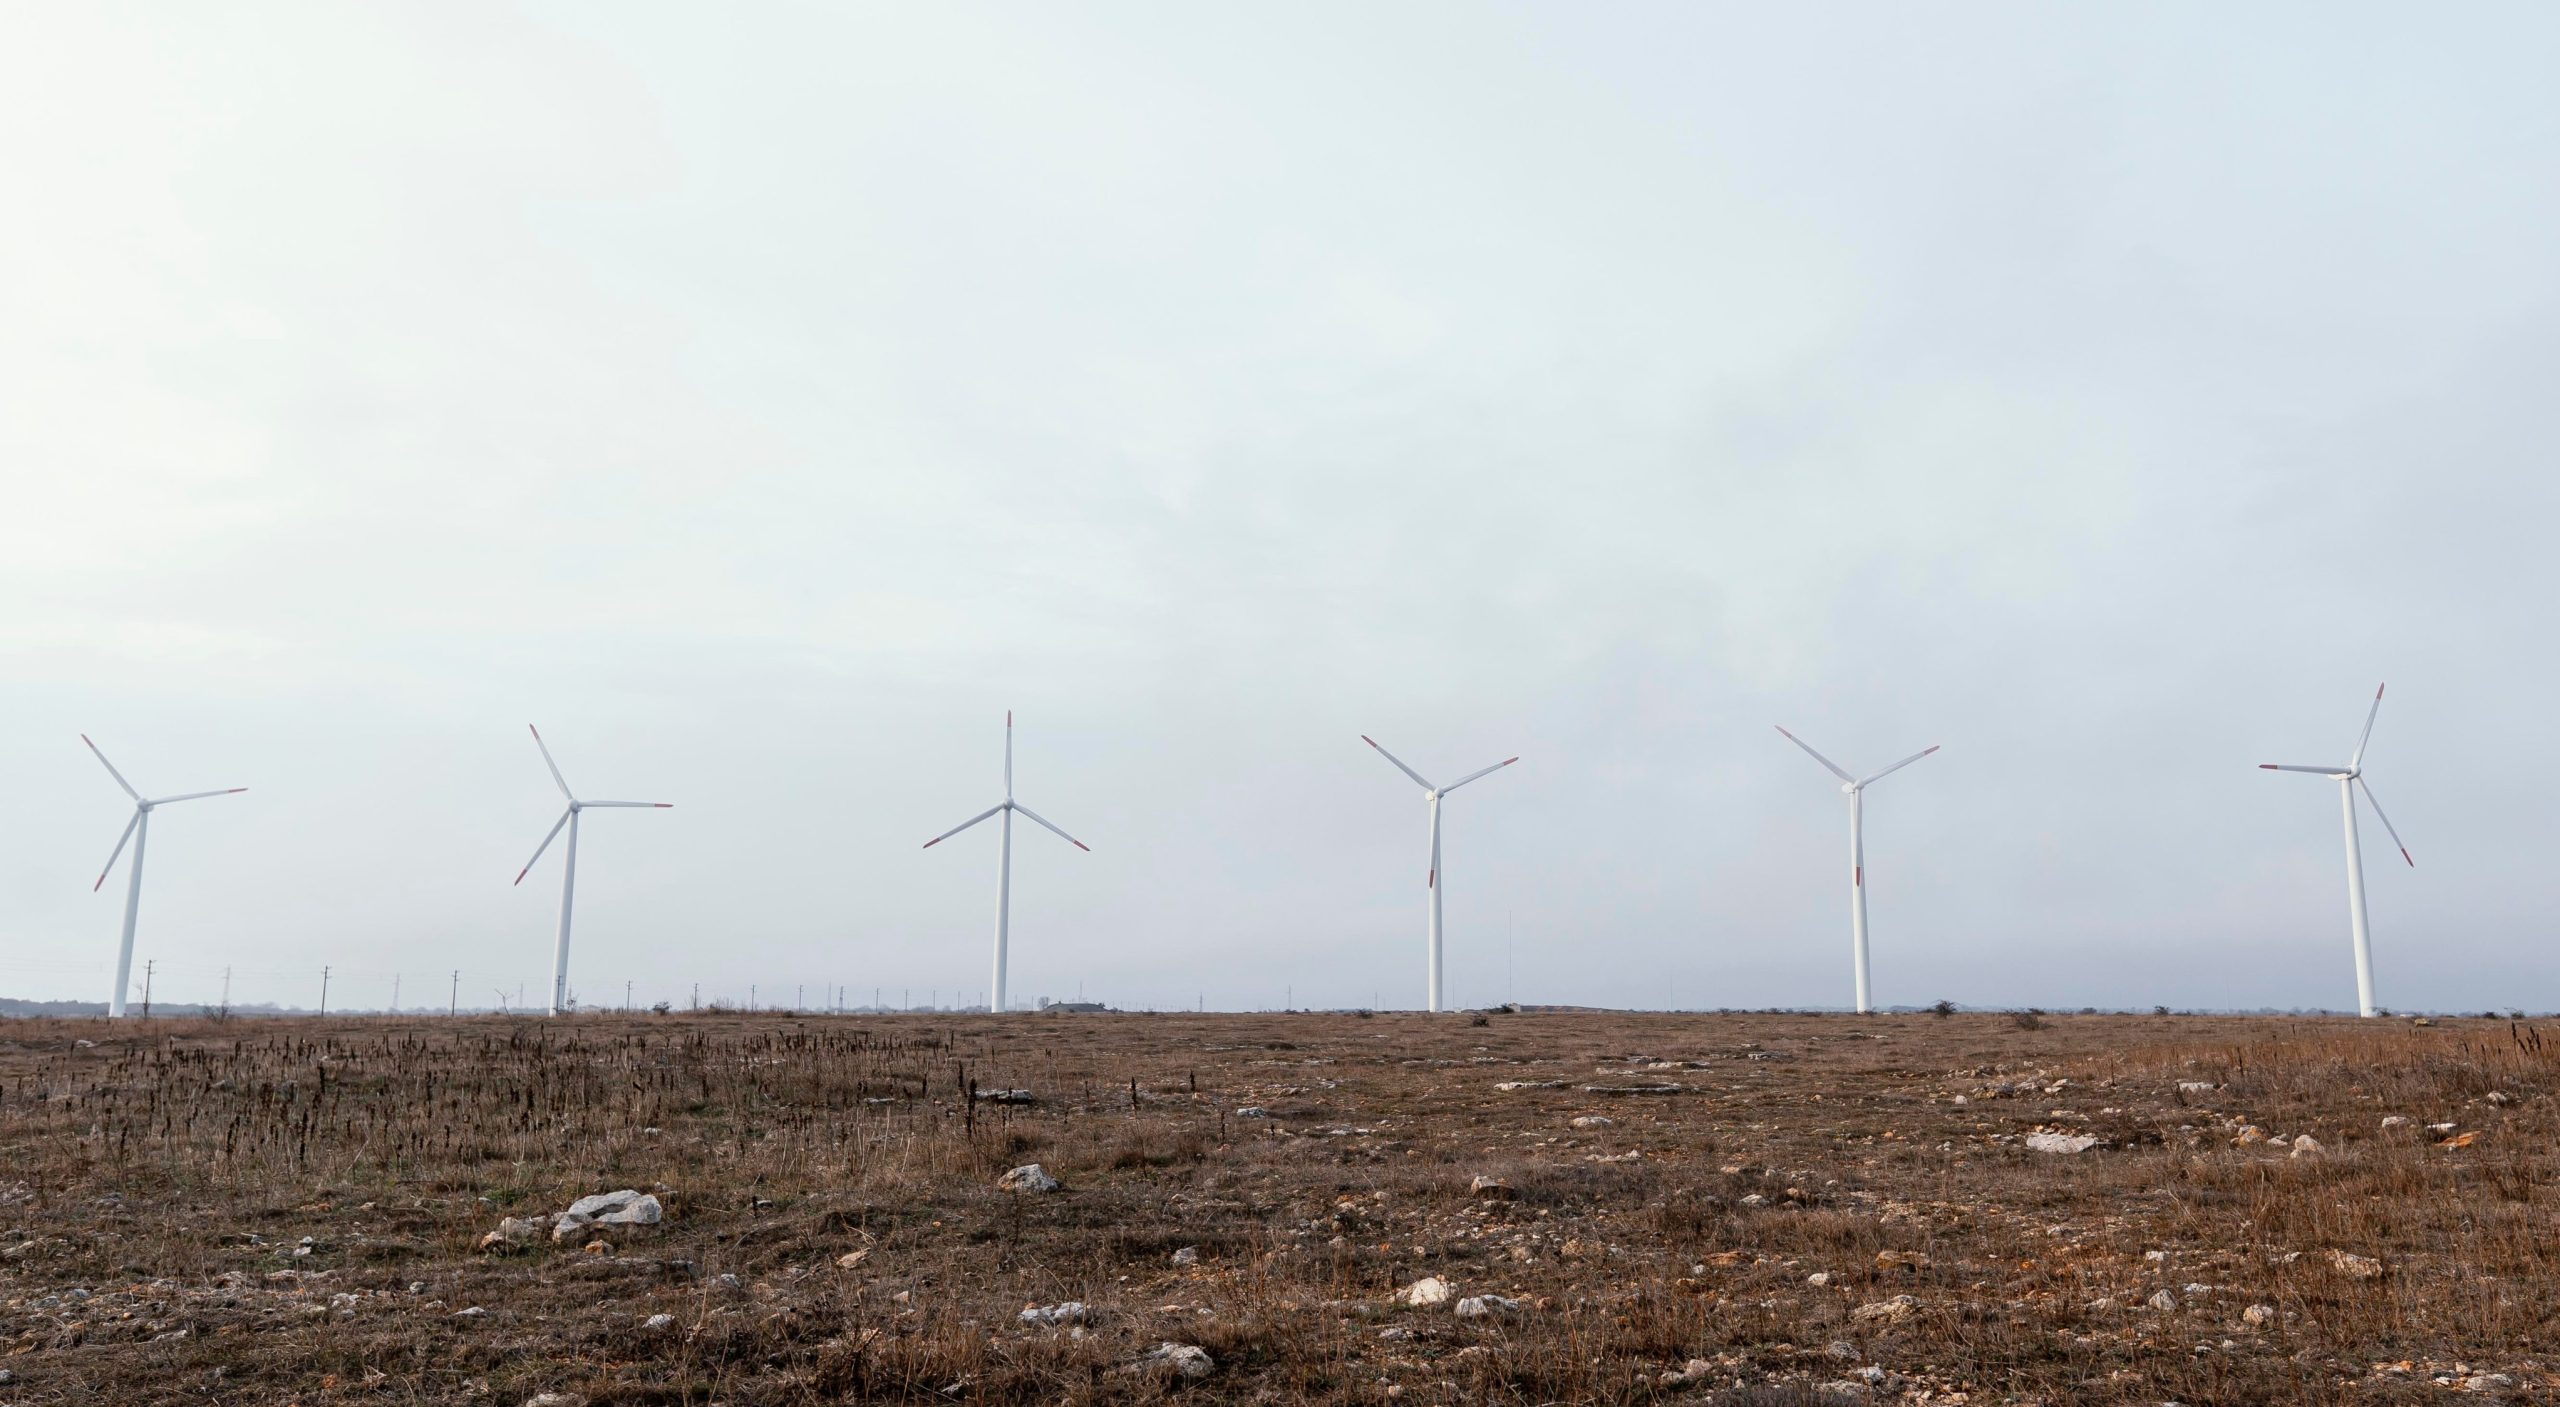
top-left (0, 1008), bottom-right (2553, 1405)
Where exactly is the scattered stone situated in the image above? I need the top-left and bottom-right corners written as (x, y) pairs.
top-left (2024, 1132), bottom-right (2099, 1154)
top-left (1234, 1106), bottom-right (1269, 1119)
top-left (643, 1313), bottom-right (676, 1330)
top-left (1580, 1083), bottom-right (1687, 1096)
top-left (1454, 1293), bottom-right (1523, 1319)
top-left (2485, 1091), bottom-right (2513, 1106)
top-left (2381, 1116), bottom-right (2411, 1130)
top-left (1019, 1301), bottom-right (1088, 1327)
top-left (836, 1249), bottom-right (870, 1269)
top-left (522, 1394), bottom-right (579, 1407)
top-left (981, 1088), bottom-right (1034, 1104)
top-left (2330, 1250), bottom-right (2384, 1279)
top-left (558, 1190), bottom-right (662, 1234)
top-left (1807, 1271), bottom-right (1832, 1287)
top-left (452, 1305), bottom-right (487, 1319)
top-left (2233, 1125), bottom-right (2268, 1145)
top-left (1171, 1246), bottom-right (1200, 1267)
top-left (1137, 1342), bottom-right (1214, 1379)
top-left (1850, 1295), bottom-right (1917, 1325)
top-left (2177, 1081), bottom-right (2217, 1095)
top-left (1569, 1115), bottom-right (1615, 1129)
top-left (998, 1164), bottom-right (1062, 1194)
top-left (2146, 1289), bottom-right (2178, 1311)
top-left (1469, 1175), bottom-right (1515, 1201)
top-left (2461, 1373), bottom-right (2515, 1392)
top-left (1401, 1275), bottom-right (1454, 1308)
top-left (1875, 1249), bottom-right (1930, 1272)
top-left (2242, 1304), bottom-right (2275, 1327)
top-left (2289, 1134), bottom-right (2323, 1158)
top-left (2441, 1130), bottom-right (2483, 1149)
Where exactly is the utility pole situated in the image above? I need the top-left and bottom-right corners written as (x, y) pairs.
top-left (796, 984), bottom-right (803, 1013)
top-left (141, 959), bottom-right (154, 1019)
top-left (391, 972), bottom-right (401, 1013)
top-left (691, 982), bottom-right (699, 1011)
top-left (750, 984), bottom-right (757, 1011)
top-left (319, 965), bottom-right (330, 1017)
top-left (449, 969), bottom-right (459, 1017)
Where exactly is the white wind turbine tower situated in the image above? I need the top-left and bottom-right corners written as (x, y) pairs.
top-left (512, 726), bottom-right (671, 1017)
top-left (1775, 726), bottom-right (1939, 1015)
top-left (922, 712), bottom-right (1089, 1015)
top-left (83, 735), bottom-right (246, 1019)
top-left (2260, 684), bottom-right (2414, 1019)
top-left (1361, 735), bottom-right (1517, 1014)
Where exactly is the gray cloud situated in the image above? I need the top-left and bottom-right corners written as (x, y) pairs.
top-left (3, 4), bottom-right (2554, 1014)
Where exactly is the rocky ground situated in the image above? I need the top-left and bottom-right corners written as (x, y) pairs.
top-left (0, 1009), bottom-right (2551, 1403)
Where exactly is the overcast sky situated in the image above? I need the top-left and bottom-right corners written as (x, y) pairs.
top-left (4, 4), bottom-right (2555, 1015)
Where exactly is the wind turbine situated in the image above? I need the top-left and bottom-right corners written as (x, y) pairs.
top-left (512, 726), bottom-right (670, 1017)
top-left (2260, 684), bottom-right (2414, 1018)
top-left (921, 712), bottom-right (1089, 1015)
top-left (83, 735), bottom-right (246, 1019)
top-left (1775, 726), bottom-right (1939, 1015)
top-left (1360, 735), bottom-right (1517, 1014)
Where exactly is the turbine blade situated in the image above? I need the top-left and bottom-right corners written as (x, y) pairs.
top-left (2351, 683), bottom-right (2385, 769)
top-left (1361, 736), bottom-right (1432, 790)
top-left (2356, 777), bottom-right (2413, 866)
top-left (923, 803), bottom-right (1005, 848)
top-left (82, 735), bottom-right (141, 801)
top-left (1012, 802), bottom-right (1090, 851)
top-left (528, 725), bottom-right (574, 800)
top-left (1440, 756), bottom-right (1519, 793)
top-left (148, 787), bottom-right (248, 806)
top-left (1857, 745), bottom-right (1940, 788)
top-left (2260, 763), bottom-right (2351, 775)
top-left (514, 809), bottom-right (572, 885)
top-left (1774, 726), bottom-right (1853, 784)
top-left (580, 800), bottom-right (672, 808)
top-left (93, 811), bottom-right (140, 892)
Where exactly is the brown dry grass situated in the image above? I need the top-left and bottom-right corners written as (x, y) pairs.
top-left (0, 1010), bottom-right (2553, 1404)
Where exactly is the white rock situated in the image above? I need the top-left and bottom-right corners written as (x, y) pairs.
top-left (2241, 1304), bottom-right (2275, 1327)
top-left (643, 1313), bottom-right (676, 1330)
top-left (2146, 1289), bottom-right (2178, 1311)
top-left (2381, 1116), bottom-right (2411, 1129)
top-left (597, 1194), bottom-right (661, 1226)
top-left (1807, 1271), bottom-right (1832, 1287)
top-left (1140, 1342), bottom-right (1213, 1379)
top-left (566, 1190), bottom-right (644, 1220)
top-left (2290, 1135), bottom-right (2323, 1157)
top-left (998, 1164), bottom-right (1062, 1194)
top-left (2329, 1249), bottom-right (2384, 1279)
top-left (2024, 1132), bottom-right (2099, 1154)
top-left (1234, 1106), bottom-right (1269, 1119)
top-left (1019, 1301), bottom-right (1088, 1326)
top-left (2178, 1081), bottom-right (2217, 1095)
top-left (2462, 1373), bottom-right (2514, 1392)
top-left (1469, 1175), bottom-right (1515, 1200)
top-left (1454, 1293), bottom-right (1523, 1318)
top-left (1570, 1115), bottom-right (1615, 1129)
top-left (1400, 1275), bottom-right (1454, 1308)
top-left (522, 1395), bottom-right (579, 1407)
top-left (1170, 1246), bottom-right (1200, 1266)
